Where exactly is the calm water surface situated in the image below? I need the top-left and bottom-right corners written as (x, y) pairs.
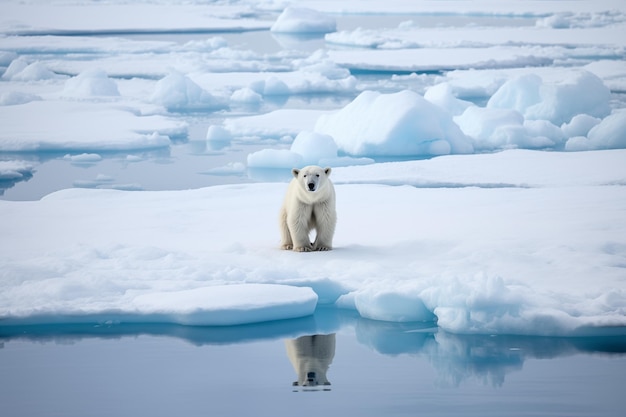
top-left (1, 309), bottom-right (625, 417)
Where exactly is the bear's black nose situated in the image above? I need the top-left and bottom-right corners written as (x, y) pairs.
top-left (308, 183), bottom-right (315, 191)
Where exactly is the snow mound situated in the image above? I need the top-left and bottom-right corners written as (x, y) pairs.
top-left (2, 58), bottom-right (61, 81)
top-left (290, 131), bottom-right (338, 165)
top-left (151, 71), bottom-right (226, 111)
top-left (455, 107), bottom-right (566, 150)
top-left (270, 7), bottom-right (336, 33)
top-left (206, 125), bottom-right (233, 142)
top-left (63, 69), bottom-right (120, 97)
top-left (230, 87), bottom-right (263, 104)
top-left (315, 90), bottom-right (474, 157)
top-left (565, 111), bottom-right (626, 151)
top-left (250, 76), bottom-right (291, 96)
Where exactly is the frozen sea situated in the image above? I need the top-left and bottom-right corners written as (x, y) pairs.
top-left (1, 1), bottom-right (626, 416)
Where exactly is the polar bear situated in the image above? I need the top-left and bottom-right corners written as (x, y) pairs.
top-left (285, 334), bottom-right (336, 388)
top-left (279, 165), bottom-right (336, 252)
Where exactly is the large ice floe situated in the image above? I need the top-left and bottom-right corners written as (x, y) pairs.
top-left (1, 0), bottom-right (626, 336)
top-left (2, 149), bottom-right (626, 335)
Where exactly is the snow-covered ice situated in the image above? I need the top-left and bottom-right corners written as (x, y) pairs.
top-left (2, 150), bottom-right (625, 335)
top-left (0, 100), bottom-right (180, 151)
top-left (1, 0), bottom-right (626, 336)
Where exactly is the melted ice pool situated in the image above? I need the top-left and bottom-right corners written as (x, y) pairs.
top-left (1, 308), bottom-right (624, 417)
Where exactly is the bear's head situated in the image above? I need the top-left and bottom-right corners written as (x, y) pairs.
top-left (292, 165), bottom-right (332, 193)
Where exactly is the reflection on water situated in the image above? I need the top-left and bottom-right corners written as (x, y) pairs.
top-left (2, 308), bottom-right (625, 389)
top-left (286, 334), bottom-right (335, 390)
top-left (1, 308), bottom-right (625, 417)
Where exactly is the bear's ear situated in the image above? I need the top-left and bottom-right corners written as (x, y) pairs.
top-left (324, 167), bottom-right (332, 176)
top-left (292, 168), bottom-right (300, 178)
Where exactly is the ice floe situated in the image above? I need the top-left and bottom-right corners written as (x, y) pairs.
top-left (1, 0), bottom-right (626, 337)
top-left (1, 150), bottom-right (625, 335)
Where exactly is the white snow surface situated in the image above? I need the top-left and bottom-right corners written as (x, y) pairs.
top-left (2, 150), bottom-right (626, 335)
top-left (1, 0), bottom-right (626, 335)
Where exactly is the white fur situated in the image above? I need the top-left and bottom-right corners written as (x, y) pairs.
top-left (279, 165), bottom-right (336, 252)
top-left (285, 334), bottom-right (336, 387)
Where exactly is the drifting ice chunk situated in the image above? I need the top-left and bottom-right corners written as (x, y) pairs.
top-left (206, 125), bottom-right (233, 142)
top-left (315, 90), bottom-right (474, 157)
top-left (63, 153), bottom-right (103, 163)
top-left (456, 106), bottom-right (566, 151)
top-left (0, 160), bottom-right (35, 179)
top-left (587, 111), bottom-right (626, 149)
top-left (566, 111), bottom-right (626, 151)
top-left (270, 7), bottom-right (336, 33)
top-left (488, 71), bottom-right (611, 125)
top-left (231, 87), bottom-right (263, 104)
top-left (151, 71), bottom-right (225, 111)
top-left (290, 131), bottom-right (338, 166)
top-left (250, 76), bottom-right (291, 96)
top-left (353, 289), bottom-right (436, 323)
top-left (1, 57), bottom-right (29, 80)
top-left (2, 59), bottom-right (60, 81)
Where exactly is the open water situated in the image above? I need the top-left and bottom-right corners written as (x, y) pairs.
top-left (1, 308), bottom-right (625, 417)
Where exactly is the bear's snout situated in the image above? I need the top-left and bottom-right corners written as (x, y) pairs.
top-left (304, 371), bottom-right (318, 386)
top-left (307, 182), bottom-right (316, 191)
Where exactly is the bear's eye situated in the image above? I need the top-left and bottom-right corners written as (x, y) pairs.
top-left (316, 174), bottom-right (320, 177)
top-left (303, 174), bottom-right (307, 178)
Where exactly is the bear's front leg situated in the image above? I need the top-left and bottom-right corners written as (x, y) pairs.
top-left (279, 206), bottom-right (293, 250)
top-left (312, 203), bottom-right (336, 251)
top-left (288, 204), bottom-right (313, 252)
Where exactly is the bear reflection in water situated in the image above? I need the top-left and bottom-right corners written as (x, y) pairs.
top-left (285, 334), bottom-right (336, 391)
